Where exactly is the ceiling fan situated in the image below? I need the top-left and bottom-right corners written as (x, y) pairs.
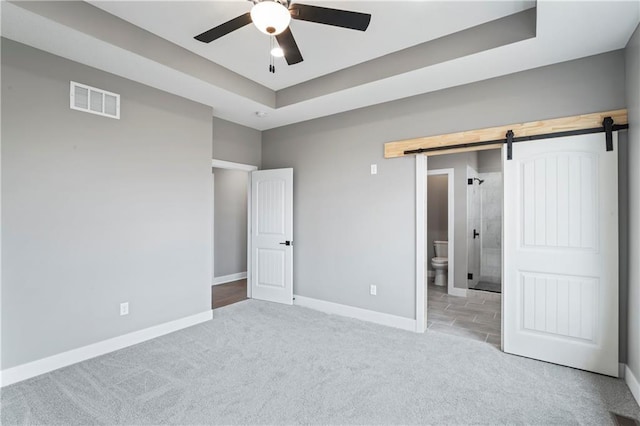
top-left (194, 0), bottom-right (372, 67)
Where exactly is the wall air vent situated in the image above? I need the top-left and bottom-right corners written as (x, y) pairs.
top-left (70, 81), bottom-right (120, 119)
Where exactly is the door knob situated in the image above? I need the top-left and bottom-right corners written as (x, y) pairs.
top-left (279, 241), bottom-right (292, 246)
top-left (473, 229), bottom-right (480, 239)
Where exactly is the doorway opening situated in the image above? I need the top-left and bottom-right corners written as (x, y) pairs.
top-left (421, 150), bottom-right (502, 349)
top-left (211, 159), bottom-right (257, 310)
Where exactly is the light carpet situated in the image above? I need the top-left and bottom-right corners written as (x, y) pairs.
top-left (2, 299), bottom-right (639, 425)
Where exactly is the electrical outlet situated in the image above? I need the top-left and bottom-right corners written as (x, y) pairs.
top-left (371, 164), bottom-right (377, 175)
top-left (370, 285), bottom-right (377, 296)
top-left (120, 302), bottom-right (129, 316)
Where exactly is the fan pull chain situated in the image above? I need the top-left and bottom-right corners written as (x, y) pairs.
top-left (269, 36), bottom-right (275, 74)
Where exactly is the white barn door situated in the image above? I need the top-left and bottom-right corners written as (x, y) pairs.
top-left (250, 168), bottom-right (293, 305)
top-left (503, 133), bottom-right (619, 376)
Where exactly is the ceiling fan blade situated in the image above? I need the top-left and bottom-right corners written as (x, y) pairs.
top-left (194, 12), bottom-right (252, 43)
top-left (289, 3), bottom-right (371, 31)
top-left (276, 27), bottom-right (303, 65)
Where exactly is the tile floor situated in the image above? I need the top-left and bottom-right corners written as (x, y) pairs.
top-left (427, 282), bottom-right (501, 349)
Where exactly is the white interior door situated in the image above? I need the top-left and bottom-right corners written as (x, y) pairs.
top-left (503, 133), bottom-right (619, 376)
top-left (250, 168), bottom-right (293, 305)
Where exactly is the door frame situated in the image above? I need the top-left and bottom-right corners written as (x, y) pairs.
top-left (416, 155), bottom-right (455, 333)
top-left (211, 159), bottom-right (258, 298)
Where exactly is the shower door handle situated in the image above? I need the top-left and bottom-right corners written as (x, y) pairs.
top-left (473, 229), bottom-right (480, 239)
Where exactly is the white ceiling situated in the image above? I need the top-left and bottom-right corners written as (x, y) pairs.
top-left (2, 1), bottom-right (640, 131)
top-left (88, 0), bottom-right (534, 90)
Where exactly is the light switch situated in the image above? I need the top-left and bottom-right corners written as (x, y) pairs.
top-left (371, 164), bottom-right (377, 175)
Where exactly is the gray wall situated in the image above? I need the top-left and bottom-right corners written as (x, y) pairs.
top-left (213, 168), bottom-right (248, 278)
top-left (212, 117), bottom-right (261, 167)
top-left (477, 149), bottom-right (502, 173)
top-left (262, 50), bottom-right (626, 322)
top-left (1, 39), bottom-right (213, 369)
top-left (426, 174), bottom-right (448, 272)
top-left (427, 152), bottom-right (478, 288)
top-left (625, 23), bottom-right (640, 385)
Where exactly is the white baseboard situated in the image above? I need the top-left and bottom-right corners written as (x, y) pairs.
top-left (212, 272), bottom-right (247, 286)
top-left (625, 364), bottom-right (640, 406)
top-left (293, 295), bottom-right (416, 332)
top-left (448, 287), bottom-right (467, 297)
top-left (0, 310), bottom-right (213, 387)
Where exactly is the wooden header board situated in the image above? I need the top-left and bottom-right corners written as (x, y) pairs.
top-left (384, 109), bottom-right (628, 158)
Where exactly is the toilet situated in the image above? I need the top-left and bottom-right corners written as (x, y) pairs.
top-left (431, 241), bottom-right (448, 286)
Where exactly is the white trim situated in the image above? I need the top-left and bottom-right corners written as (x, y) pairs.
top-left (247, 174), bottom-right (253, 299)
top-left (212, 271), bottom-right (247, 285)
top-left (625, 365), bottom-right (640, 406)
top-left (212, 172), bottom-right (215, 286)
top-left (0, 310), bottom-right (213, 387)
top-left (427, 167), bottom-right (456, 296)
top-left (294, 295), bottom-right (416, 332)
top-left (501, 146), bottom-right (505, 351)
top-left (448, 287), bottom-right (467, 297)
top-left (416, 155), bottom-right (427, 333)
top-left (211, 159), bottom-right (258, 172)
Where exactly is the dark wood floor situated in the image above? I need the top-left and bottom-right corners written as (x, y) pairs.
top-left (211, 279), bottom-right (248, 309)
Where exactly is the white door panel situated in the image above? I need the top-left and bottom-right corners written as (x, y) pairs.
top-left (503, 133), bottom-right (618, 376)
top-left (251, 169), bottom-right (293, 305)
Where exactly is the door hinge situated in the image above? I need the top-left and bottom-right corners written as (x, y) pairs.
top-left (467, 273), bottom-right (473, 280)
top-left (467, 178), bottom-right (473, 185)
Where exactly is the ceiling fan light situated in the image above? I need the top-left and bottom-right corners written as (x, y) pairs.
top-left (270, 47), bottom-right (284, 57)
top-left (250, 1), bottom-right (291, 35)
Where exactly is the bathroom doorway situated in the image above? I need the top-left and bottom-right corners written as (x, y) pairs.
top-left (421, 151), bottom-right (502, 348)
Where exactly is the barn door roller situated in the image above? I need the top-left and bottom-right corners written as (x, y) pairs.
top-left (603, 117), bottom-right (614, 152)
top-left (402, 114), bottom-right (628, 158)
top-left (506, 130), bottom-right (514, 160)
top-left (502, 115), bottom-right (622, 160)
